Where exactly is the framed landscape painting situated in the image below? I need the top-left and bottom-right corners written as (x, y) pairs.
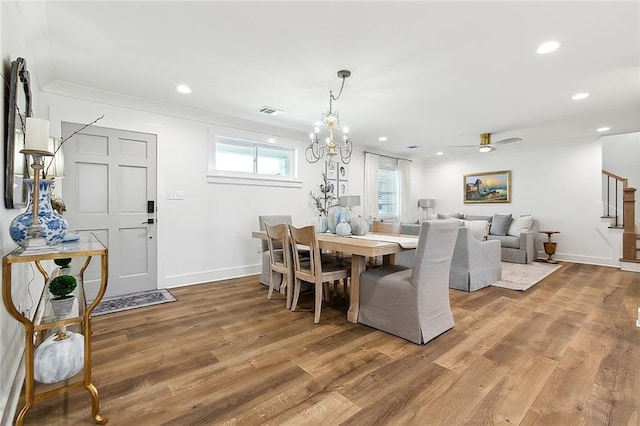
top-left (463, 170), bottom-right (511, 203)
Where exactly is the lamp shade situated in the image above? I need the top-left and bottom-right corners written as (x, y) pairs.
top-left (24, 117), bottom-right (52, 153)
top-left (339, 195), bottom-right (361, 207)
top-left (418, 199), bottom-right (435, 208)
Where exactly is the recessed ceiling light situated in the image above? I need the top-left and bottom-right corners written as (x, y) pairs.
top-left (572, 92), bottom-right (589, 100)
top-left (537, 41), bottom-right (560, 54)
top-left (267, 138), bottom-right (276, 143)
top-left (436, 152), bottom-right (444, 156)
top-left (379, 136), bottom-right (388, 142)
top-left (175, 84), bottom-right (191, 94)
top-left (597, 127), bottom-right (610, 132)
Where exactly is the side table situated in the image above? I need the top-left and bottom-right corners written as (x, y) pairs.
top-left (539, 231), bottom-right (560, 263)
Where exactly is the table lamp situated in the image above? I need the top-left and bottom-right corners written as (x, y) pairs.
top-left (417, 198), bottom-right (435, 222)
top-left (20, 117), bottom-right (54, 252)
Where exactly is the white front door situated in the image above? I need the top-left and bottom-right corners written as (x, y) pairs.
top-left (62, 122), bottom-right (157, 298)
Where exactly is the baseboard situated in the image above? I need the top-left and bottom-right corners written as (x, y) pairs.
top-left (536, 250), bottom-right (621, 268)
top-left (620, 261), bottom-right (640, 273)
top-left (163, 264), bottom-right (261, 288)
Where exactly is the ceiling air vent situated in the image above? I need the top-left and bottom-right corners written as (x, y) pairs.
top-left (257, 106), bottom-right (283, 116)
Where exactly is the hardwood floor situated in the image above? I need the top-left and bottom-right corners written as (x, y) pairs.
top-left (20, 262), bottom-right (639, 425)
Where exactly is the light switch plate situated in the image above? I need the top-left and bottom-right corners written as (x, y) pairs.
top-left (167, 191), bottom-right (183, 200)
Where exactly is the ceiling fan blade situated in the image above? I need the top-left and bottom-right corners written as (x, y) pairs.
top-left (493, 137), bottom-right (522, 145)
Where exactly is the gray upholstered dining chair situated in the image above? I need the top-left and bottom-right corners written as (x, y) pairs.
top-left (258, 215), bottom-right (293, 290)
top-left (288, 224), bottom-right (351, 324)
top-left (449, 226), bottom-right (501, 291)
top-left (358, 219), bottom-right (460, 344)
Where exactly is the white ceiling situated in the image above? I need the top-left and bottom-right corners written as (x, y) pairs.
top-left (22, 1), bottom-right (640, 159)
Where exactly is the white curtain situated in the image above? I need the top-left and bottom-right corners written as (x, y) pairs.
top-left (363, 153), bottom-right (379, 220)
top-left (398, 159), bottom-right (411, 222)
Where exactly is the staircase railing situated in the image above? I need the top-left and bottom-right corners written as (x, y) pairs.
top-left (621, 187), bottom-right (638, 262)
top-left (602, 170), bottom-right (628, 227)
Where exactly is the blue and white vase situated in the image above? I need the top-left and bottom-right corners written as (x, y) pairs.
top-left (9, 179), bottom-right (68, 247)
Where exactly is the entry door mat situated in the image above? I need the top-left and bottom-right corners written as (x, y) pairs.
top-left (492, 262), bottom-right (562, 291)
top-left (92, 289), bottom-right (177, 316)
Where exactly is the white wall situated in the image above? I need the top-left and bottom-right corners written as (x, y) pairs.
top-left (419, 143), bottom-right (621, 266)
top-left (1, 2), bottom-right (48, 423)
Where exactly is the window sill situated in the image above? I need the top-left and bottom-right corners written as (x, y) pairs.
top-left (207, 174), bottom-right (302, 188)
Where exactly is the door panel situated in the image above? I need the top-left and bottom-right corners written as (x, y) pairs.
top-left (62, 123), bottom-right (157, 298)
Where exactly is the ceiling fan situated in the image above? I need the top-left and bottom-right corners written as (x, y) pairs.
top-left (450, 133), bottom-right (523, 153)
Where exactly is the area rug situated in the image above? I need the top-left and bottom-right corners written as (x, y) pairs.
top-left (492, 262), bottom-right (562, 291)
top-left (92, 289), bottom-right (176, 316)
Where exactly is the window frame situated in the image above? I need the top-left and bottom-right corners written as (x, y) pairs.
top-left (377, 157), bottom-right (399, 220)
top-left (207, 129), bottom-right (302, 188)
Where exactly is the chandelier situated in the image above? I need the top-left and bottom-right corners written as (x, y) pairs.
top-left (305, 69), bottom-right (353, 166)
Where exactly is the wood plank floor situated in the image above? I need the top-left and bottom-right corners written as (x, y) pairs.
top-left (20, 262), bottom-right (639, 425)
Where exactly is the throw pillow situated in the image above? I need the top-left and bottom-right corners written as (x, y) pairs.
top-left (489, 213), bottom-right (512, 236)
top-left (482, 222), bottom-right (491, 241)
top-left (507, 215), bottom-right (534, 237)
top-left (461, 219), bottom-right (489, 241)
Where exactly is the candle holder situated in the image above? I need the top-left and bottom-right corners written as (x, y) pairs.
top-left (19, 148), bottom-right (54, 253)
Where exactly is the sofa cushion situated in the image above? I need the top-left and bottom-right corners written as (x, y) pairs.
top-left (489, 214), bottom-right (512, 236)
top-left (507, 215), bottom-right (534, 236)
top-left (487, 234), bottom-right (520, 249)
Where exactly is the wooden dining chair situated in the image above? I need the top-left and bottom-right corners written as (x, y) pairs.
top-left (371, 220), bottom-right (402, 234)
top-left (288, 224), bottom-right (351, 323)
top-left (369, 220), bottom-right (402, 267)
top-left (264, 222), bottom-right (293, 309)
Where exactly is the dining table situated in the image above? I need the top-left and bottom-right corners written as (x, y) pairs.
top-left (252, 230), bottom-right (418, 323)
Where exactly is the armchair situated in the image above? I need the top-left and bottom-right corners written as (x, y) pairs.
top-left (449, 227), bottom-right (501, 291)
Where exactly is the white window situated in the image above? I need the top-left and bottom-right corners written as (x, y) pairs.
top-left (378, 157), bottom-right (399, 219)
top-left (208, 131), bottom-right (301, 187)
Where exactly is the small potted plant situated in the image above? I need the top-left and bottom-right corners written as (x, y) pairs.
top-left (49, 275), bottom-right (77, 317)
top-left (53, 258), bottom-right (72, 272)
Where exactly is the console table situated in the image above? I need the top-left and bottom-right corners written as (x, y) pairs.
top-left (2, 233), bottom-right (109, 425)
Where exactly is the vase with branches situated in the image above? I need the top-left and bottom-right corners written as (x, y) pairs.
top-left (309, 173), bottom-right (337, 233)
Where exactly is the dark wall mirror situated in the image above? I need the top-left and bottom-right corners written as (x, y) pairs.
top-left (4, 57), bottom-right (33, 209)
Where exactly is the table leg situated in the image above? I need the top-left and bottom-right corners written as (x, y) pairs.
top-left (347, 255), bottom-right (366, 323)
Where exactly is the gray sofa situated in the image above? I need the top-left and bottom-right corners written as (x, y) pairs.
top-left (449, 227), bottom-right (501, 291)
top-left (401, 215), bottom-right (538, 264)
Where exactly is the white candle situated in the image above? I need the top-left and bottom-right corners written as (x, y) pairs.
top-left (25, 117), bottom-right (51, 153)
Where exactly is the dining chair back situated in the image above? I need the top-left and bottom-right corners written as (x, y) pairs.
top-left (264, 222), bottom-right (293, 308)
top-left (258, 215), bottom-right (293, 288)
top-left (371, 220), bottom-right (401, 234)
top-left (288, 224), bottom-right (351, 323)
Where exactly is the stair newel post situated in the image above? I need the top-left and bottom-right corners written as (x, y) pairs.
top-left (621, 187), bottom-right (637, 261)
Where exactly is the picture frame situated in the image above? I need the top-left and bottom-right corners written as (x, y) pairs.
top-left (338, 181), bottom-right (348, 198)
top-left (325, 161), bottom-right (338, 180)
top-left (463, 170), bottom-right (511, 203)
top-left (338, 163), bottom-right (348, 181)
top-left (326, 179), bottom-right (338, 198)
